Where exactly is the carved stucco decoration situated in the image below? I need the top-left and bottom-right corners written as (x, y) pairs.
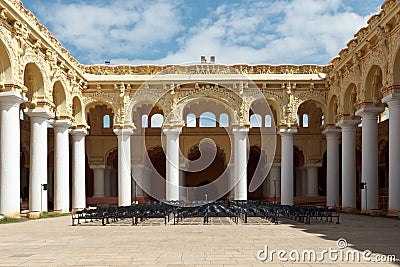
top-left (0, 23), bottom-right (22, 87)
top-left (83, 91), bottom-right (119, 121)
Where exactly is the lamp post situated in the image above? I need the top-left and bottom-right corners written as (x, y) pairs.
top-left (273, 179), bottom-right (277, 204)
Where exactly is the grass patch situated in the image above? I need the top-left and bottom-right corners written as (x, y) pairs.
top-left (0, 217), bottom-right (29, 224)
top-left (39, 211), bottom-right (69, 218)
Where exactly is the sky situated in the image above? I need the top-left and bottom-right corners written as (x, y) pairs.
top-left (22, 0), bottom-right (385, 66)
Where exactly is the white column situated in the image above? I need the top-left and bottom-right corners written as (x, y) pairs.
top-left (233, 126), bottom-right (249, 200)
top-left (301, 167), bottom-right (308, 196)
top-left (356, 107), bottom-right (384, 213)
top-left (71, 129), bottom-right (87, 210)
top-left (0, 92), bottom-right (26, 217)
top-left (91, 165), bottom-right (105, 197)
top-left (279, 128), bottom-right (297, 205)
top-left (337, 120), bottom-right (360, 212)
top-left (323, 128), bottom-right (340, 208)
top-left (268, 164), bottom-right (281, 202)
top-left (304, 164), bottom-right (320, 197)
top-left (179, 163), bottom-right (186, 201)
top-left (114, 128), bottom-right (133, 206)
top-left (383, 94), bottom-right (400, 216)
top-left (104, 166), bottom-right (111, 197)
top-left (26, 109), bottom-right (53, 217)
top-left (163, 127), bottom-right (181, 201)
top-left (52, 120), bottom-right (71, 213)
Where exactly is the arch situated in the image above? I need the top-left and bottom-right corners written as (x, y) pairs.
top-left (0, 40), bottom-right (12, 85)
top-left (199, 112), bottom-right (216, 127)
top-left (85, 101), bottom-right (115, 121)
top-left (23, 63), bottom-right (45, 101)
top-left (52, 81), bottom-right (67, 119)
top-left (297, 100), bottom-right (324, 129)
top-left (364, 65), bottom-right (383, 104)
top-left (72, 96), bottom-right (85, 125)
top-left (327, 95), bottom-right (338, 125)
top-left (343, 83), bottom-right (358, 117)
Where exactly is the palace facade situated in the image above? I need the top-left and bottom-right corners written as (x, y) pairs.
top-left (0, 0), bottom-right (399, 217)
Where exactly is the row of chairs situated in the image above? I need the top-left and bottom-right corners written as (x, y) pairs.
top-left (72, 200), bottom-right (340, 226)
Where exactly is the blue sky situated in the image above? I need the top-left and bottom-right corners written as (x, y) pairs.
top-left (23, 0), bottom-right (384, 66)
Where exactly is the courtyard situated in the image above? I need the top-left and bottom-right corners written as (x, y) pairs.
top-left (0, 213), bottom-right (398, 266)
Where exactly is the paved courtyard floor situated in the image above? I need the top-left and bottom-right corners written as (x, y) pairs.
top-left (0, 213), bottom-right (399, 266)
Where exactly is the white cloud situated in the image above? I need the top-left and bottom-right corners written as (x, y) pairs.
top-left (28, 0), bottom-right (383, 65)
top-left (32, 0), bottom-right (184, 63)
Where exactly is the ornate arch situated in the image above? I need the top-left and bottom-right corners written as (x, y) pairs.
top-left (0, 27), bottom-right (19, 85)
top-left (21, 50), bottom-right (51, 97)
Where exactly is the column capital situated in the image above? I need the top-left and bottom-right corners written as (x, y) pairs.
top-left (52, 120), bottom-right (72, 129)
top-left (382, 93), bottom-right (400, 107)
top-left (25, 109), bottom-right (54, 120)
top-left (232, 125), bottom-right (249, 135)
top-left (278, 127), bottom-right (297, 136)
top-left (162, 127), bottom-right (182, 136)
top-left (336, 120), bottom-right (361, 129)
top-left (355, 106), bottom-right (385, 118)
top-left (113, 128), bottom-right (134, 136)
top-left (90, 165), bottom-right (106, 170)
top-left (70, 128), bottom-right (88, 137)
top-left (0, 91), bottom-right (27, 106)
top-left (303, 163), bottom-right (322, 168)
top-left (322, 127), bottom-right (341, 136)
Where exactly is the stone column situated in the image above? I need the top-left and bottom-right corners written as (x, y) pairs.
top-left (91, 165), bottom-right (105, 197)
top-left (114, 128), bottom-right (134, 206)
top-left (304, 164), bottom-right (320, 197)
top-left (71, 128), bottom-right (87, 210)
top-left (337, 120), bottom-right (360, 212)
top-left (0, 92), bottom-right (26, 217)
top-left (301, 167), bottom-right (308, 196)
top-left (163, 127), bottom-right (181, 201)
top-left (383, 94), bottom-right (400, 216)
top-left (323, 128), bottom-right (340, 208)
top-left (268, 164), bottom-right (281, 202)
top-left (233, 126), bottom-right (249, 200)
top-left (52, 120), bottom-right (71, 213)
top-left (179, 163), bottom-right (186, 201)
top-left (279, 128), bottom-right (297, 205)
top-left (104, 166), bottom-right (111, 197)
top-left (26, 109), bottom-right (54, 217)
top-left (356, 107), bottom-right (384, 213)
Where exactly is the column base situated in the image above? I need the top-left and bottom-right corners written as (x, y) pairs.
top-left (27, 211), bottom-right (41, 219)
top-left (342, 206), bottom-right (357, 214)
top-left (361, 209), bottom-right (381, 216)
top-left (1, 211), bottom-right (20, 218)
top-left (387, 209), bottom-right (399, 217)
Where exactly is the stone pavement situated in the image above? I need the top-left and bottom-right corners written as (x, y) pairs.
top-left (0, 213), bottom-right (399, 266)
